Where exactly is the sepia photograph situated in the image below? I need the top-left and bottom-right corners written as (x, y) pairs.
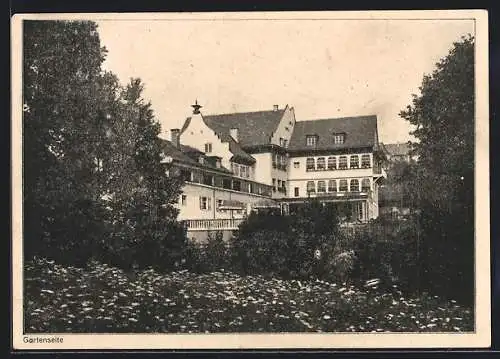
top-left (11, 10), bottom-right (490, 349)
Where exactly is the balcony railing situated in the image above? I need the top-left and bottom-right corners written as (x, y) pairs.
top-left (183, 218), bottom-right (245, 231)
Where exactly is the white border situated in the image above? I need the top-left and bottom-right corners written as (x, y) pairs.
top-left (11, 10), bottom-right (490, 350)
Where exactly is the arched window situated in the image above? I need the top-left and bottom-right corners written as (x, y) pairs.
top-left (306, 158), bottom-right (315, 171)
top-left (307, 181), bottom-right (316, 193)
top-left (328, 179), bottom-right (337, 192)
top-left (339, 179), bottom-right (348, 192)
top-left (317, 180), bottom-right (326, 193)
top-left (350, 155), bottom-right (359, 169)
top-left (361, 154), bottom-right (371, 168)
top-left (317, 157), bottom-right (326, 170)
top-left (327, 156), bottom-right (336, 170)
top-left (361, 178), bottom-right (371, 192)
top-left (350, 179), bottom-right (360, 192)
top-left (339, 156), bottom-right (348, 169)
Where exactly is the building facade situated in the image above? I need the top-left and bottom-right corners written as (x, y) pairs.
top-left (161, 102), bottom-right (386, 238)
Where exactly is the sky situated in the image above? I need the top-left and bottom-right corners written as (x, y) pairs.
top-left (96, 16), bottom-right (473, 144)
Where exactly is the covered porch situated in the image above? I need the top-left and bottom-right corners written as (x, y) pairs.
top-left (280, 192), bottom-right (372, 223)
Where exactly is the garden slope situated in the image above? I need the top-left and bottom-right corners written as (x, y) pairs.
top-left (24, 259), bottom-right (473, 333)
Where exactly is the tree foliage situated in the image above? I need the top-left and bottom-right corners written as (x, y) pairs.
top-left (23, 20), bottom-right (184, 268)
top-left (399, 35), bottom-right (475, 303)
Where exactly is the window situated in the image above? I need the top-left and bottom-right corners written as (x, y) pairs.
top-left (339, 179), bottom-right (348, 192)
top-left (203, 174), bottom-right (214, 186)
top-left (180, 169), bottom-right (192, 182)
top-left (294, 187), bottom-right (299, 197)
top-left (277, 179), bottom-right (282, 188)
top-left (283, 139), bottom-right (288, 147)
top-left (339, 156), bottom-right (348, 169)
top-left (216, 199), bottom-right (223, 211)
top-left (231, 163), bottom-right (237, 174)
top-left (233, 180), bottom-right (241, 192)
top-left (327, 156), bottom-right (336, 170)
top-left (333, 134), bottom-right (345, 144)
top-left (222, 178), bottom-right (232, 189)
top-left (328, 180), bottom-right (337, 192)
top-left (181, 194), bottom-right (187, 205)
top-left (293, 161), bottom-right (300, 169)
top-left (350, 155), bottom-right (359, 169)
top-left (350, 179), bottom-right (360, 192)
top-left (361, 178), bottom-right (371, 192)
top-left (272, 178), bottom-right (276, 192)
top-left (361, 154), bottom-right (371, 168)
top-left (240, 166), bottom-right (247, 178)
top-left (248, 183), bottom-right (254, 193)
top-left (317, 157), bottom-right (325, 170)
top-left (306, 157), bottom-right (315, 171)
top-left (307, 181), bottom-right (316, 193)
top-left (272, 153), bottom-right (278, 168)
top-left (279, 138), bottom-right (285, 147)
top-left (306, 135), bottom-right (318, 147)
top-left (317, 180), bottom-right (326, 193)
top-left (204, 143), bottom-right (212, 153)
top-left (199, 196), bottom-right (211, 210)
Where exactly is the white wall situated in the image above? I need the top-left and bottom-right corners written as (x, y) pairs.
top-left (287, 176), bottom-right (373, 199)
top-left (270, 106), bottom-right (295, 146)
top-left (252, 152), bottom-right (272, 185)
top-left (288, 153), bottom-right (374, 181)
top-left (175, 182), bottom-right (271, 221)
top-left (180, 113), bottom-right (233, 170)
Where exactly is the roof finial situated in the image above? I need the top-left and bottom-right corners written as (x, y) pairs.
top-left (192, 99), bottom-right (202, 114)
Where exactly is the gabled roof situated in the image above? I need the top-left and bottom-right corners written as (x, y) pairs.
top-left (202, 108), bottom-right (286, 148)
top-left (159, 139), bottom-right (232, 174)
top-left (384, 142), bottom-right (411, 157)
top-left (180, 112), bottom-right (261, 165)
top-left (288, 115), bottom-right (378, 152)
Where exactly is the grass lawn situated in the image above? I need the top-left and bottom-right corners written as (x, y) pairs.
top-left (24, 258), bottom-right (473, 333)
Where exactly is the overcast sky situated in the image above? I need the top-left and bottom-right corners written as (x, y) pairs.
top-left (96, 17), bottom-right (473, 144)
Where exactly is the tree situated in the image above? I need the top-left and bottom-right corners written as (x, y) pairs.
top-left (99, 77), bottom-right (186, 270)
top-left (23, 20), bottom-right (185, 269)
top-left (399, 35), bottom-right (474, 303)
top-left (23, 20), bottom-right (108, 264)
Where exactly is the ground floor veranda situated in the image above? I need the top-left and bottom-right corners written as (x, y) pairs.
top-left (182, 193), bottom-right (375, 238)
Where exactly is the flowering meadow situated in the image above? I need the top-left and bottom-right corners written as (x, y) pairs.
top-left (24, 258), bottom-right (473, 333)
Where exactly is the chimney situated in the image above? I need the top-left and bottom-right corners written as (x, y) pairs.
top-left (273, 104), bottom-right (279, 111)
top-left (170, 128), bottom-right (180, 148)
top-left (230, 128), bottom-right (239, 142)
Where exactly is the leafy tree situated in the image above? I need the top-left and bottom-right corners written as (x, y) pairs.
top-left (399, 35), bottom-right (474, 303)
top-left (99, 77), bottom-right (185, 270)
top-left (23, 20), bottom-right (185, 269)
top-left (23, 20), bottom-right (108, 264)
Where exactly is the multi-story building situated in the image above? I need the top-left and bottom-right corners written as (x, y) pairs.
top-left (283, 116), bottom-right (386, 222)
top-left (161, 102), bottom-right (386, 238)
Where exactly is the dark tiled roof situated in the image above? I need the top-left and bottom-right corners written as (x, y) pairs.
top-left (288, 115), bottom-right (378, 152)
top-left (159, 139), bottom-right (232, 174)
top-left (384, 142), bottom-right (411, 157)
top-left (202, 109), bottom-right (286, 148)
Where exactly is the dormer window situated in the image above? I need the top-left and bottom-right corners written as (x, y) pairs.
top-left (204, 143), bottom-right (212, 153)
top-left (333, 133), bottom-right (345, 144)
top-left (306, 135), bottom-right (318, 147)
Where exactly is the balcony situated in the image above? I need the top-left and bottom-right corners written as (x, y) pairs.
top-left (183, 218), bottom-right (245, 231)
